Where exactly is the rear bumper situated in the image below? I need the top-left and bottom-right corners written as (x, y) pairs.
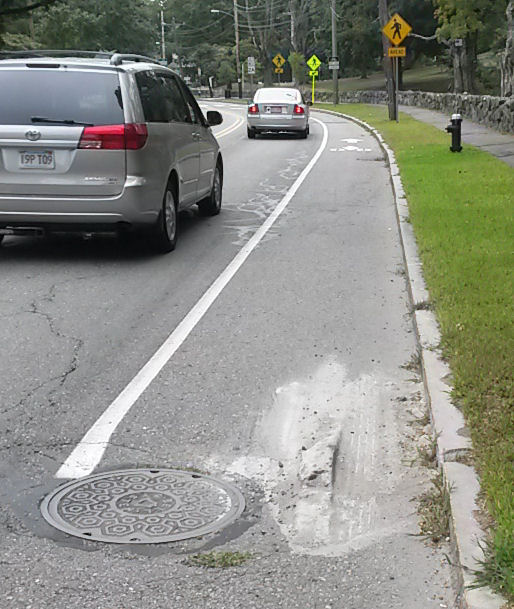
top-left (247, 116), bottom-right (308, 132)
top-left (0, 178), bottom-right (158, 229)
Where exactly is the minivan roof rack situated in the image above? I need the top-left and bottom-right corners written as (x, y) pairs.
top-left (110, 53), bottom-right (161, 66)
top-left (0, 50), bottom-right (161, 66)
top-left (0, 50), bottom-right (113, 60)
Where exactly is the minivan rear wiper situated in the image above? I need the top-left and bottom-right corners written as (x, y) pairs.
top-left (31, 116), bottom-right (93, 126)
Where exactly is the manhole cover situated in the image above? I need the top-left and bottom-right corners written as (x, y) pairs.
top-left (41, 469), bottom-right (245, 544)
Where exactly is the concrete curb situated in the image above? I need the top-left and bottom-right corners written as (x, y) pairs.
top-left (314, 108), bottom-right (505, 609)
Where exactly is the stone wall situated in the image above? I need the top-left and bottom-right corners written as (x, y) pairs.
top-left (315, 90), bottom-right (514, 134)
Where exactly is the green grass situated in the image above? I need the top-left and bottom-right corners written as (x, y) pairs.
top-left (316, 103), bottom-right (513, 599)
top-left (316, 64), bottom-right (451, 93)
top-left (187, 551), bottom-right (252, 568)
top-left (418, 472), bottom-right (452, 543)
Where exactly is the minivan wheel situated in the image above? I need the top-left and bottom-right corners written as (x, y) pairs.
top-left (198, 165), bottom-right (222, 216)
top-left (152, 185), bottom-right (177, 253)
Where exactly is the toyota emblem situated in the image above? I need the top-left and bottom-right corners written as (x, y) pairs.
top-left (25, 130), bottom-right (41, 141)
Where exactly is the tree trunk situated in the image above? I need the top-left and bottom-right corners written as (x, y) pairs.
top-left (378, 0), bottom-right (396, 120)
top-left (451, 44), bottom-right (464, 93)
top-left (452, 34), bottom-right (478, 93)
top-left (501, 0), bottom-right (514, 97)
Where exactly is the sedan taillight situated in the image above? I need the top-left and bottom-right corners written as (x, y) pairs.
top-left (293, 104), bottom-right (305, 115)
top-left (248, 104), bottom-right (259, 114)
top-left (78, 123), bottom-right (148, 150)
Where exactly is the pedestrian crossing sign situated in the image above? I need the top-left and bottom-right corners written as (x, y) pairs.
top-left (307, 54), bottom-right (321, 71)
top-left (382, 13), bottom-right (411, 46)
top-left (272, 53), bottom-right (286, 68)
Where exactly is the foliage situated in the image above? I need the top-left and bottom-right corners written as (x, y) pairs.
top-left (417, 472), bottom-right (451, 544)
top-left (433, 0), bottom-right (501, 40)
top-left (287, 51), bottom-right (307, 84)
top-left (1, 31), bottom-right (38, 50)
top-left (188, 551), bottom-right (252, 568)
top-left (216, 59), bottom-right (235, 88)
top-left (0, 0), bottom-right (60, 45)
top-left (0, 0), bottom-right (510, 93)
top-left (33, 0), bottom-right (156, 55)
top-left (338, 0), bottom-right (382, 78)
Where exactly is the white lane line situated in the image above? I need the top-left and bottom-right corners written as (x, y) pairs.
top-left (56, 117), bottom-right (329, 479)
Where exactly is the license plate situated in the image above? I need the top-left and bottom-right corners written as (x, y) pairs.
top-left (271, 106), bottom-right (284, 114)
top-left (19, 150), bottom-right (55, 170)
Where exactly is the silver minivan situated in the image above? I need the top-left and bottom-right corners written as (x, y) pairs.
top-left (0, 51), bottom-right (224, 252)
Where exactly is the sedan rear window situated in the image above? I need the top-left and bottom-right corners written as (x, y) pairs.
top-left (0, 69), bottom-right (124, 125)
top-left (255, 88), bottom-right (299, 102)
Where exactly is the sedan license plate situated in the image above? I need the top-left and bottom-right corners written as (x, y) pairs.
top-left (19, 150), bottom-right (55, 170)
top-left (271, 106), bottom-right (284, 114)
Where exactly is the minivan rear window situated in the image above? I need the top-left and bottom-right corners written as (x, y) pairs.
top-left (0, 69), bottom-right (124, 125)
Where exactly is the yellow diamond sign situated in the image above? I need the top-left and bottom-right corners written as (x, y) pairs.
top-left (307, 54), bottom-right (321, 71)
top-left (382, 13), bottom-right (411, 46)
top-left (272, 53), bottom-right (286, 68)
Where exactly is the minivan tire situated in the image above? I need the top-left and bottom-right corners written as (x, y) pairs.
top-left (152, 184), bottom-right (177, 253)
top-left (198, 165), bottom-right (222, 216)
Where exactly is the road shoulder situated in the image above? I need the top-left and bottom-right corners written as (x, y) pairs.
top-left (313, 108), bottom-right (506, 609)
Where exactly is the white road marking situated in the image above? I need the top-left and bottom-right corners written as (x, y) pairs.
top-left (56, 117), bottom-right (329, 479)
top-left (341, 138), bottom-right (362, 143)
top-left (330, 146), bottom-right (372, 153)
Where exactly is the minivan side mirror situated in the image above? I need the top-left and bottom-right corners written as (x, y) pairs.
top-left (206, 110), bottom-right (223, 127)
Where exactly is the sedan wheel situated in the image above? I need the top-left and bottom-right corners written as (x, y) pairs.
top-left (247, 127), bottom-right (256, 139)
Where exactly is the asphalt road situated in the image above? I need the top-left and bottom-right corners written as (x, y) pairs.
top-left (0, 103), bottom-right (456, 609)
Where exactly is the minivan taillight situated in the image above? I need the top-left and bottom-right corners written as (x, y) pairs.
top-left (78, 123), bottom-right (148, 150)
top-left (293, 104), bottom-right (305, 115)
top-left (248, 104), bottom-right (259, 114)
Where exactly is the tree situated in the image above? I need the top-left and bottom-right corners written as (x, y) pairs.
top-left (244, 0), bottom-right (277, 85)
top-left (0, 0), bottom-right (60, 46)
top-left (433, 0), bottom-right (495, 93)
top-left (0, 0), bottom-right (59, 17)
top-left (339, 0), bottom-right (381, 78)
top-left (288, 51), bottom-right (307, 84)
top-left (217, 59), bottom-right (235, 89)
top-left (33, 0), bottom-right (156, 55)
top-left (288, 0), bottom-right (312, 56)
top-left (501, 0), bottom-right (514, 96)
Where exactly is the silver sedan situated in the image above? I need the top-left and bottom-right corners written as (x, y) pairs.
top-left (247, 87), bottom-right (310, 139)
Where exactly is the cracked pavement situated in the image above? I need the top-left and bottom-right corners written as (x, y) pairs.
top-left (0, 107), bottom-right (458, 608)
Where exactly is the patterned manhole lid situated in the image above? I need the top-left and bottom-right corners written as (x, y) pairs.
top-left (41, 469), bottom-right (245, 544)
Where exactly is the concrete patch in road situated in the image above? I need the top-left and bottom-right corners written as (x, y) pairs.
top-left (212, 360), bottom-right (425, 557)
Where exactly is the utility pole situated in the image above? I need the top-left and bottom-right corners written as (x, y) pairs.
top-left (233, 0), bottom-right (242, 98)
top-left (160, 9), bottom-right (166, 61)
top-left (331, 0), bottom-right (338, 104)
top-left (378, 0), bottom-right (396, 121)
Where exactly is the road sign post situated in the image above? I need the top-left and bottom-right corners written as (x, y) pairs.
top-left (247, 56), bottom-right (255, 97)
top-left (382, 13), bottom-right (411, 123)
top-left (307, 54), bottom-right (321, 104)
